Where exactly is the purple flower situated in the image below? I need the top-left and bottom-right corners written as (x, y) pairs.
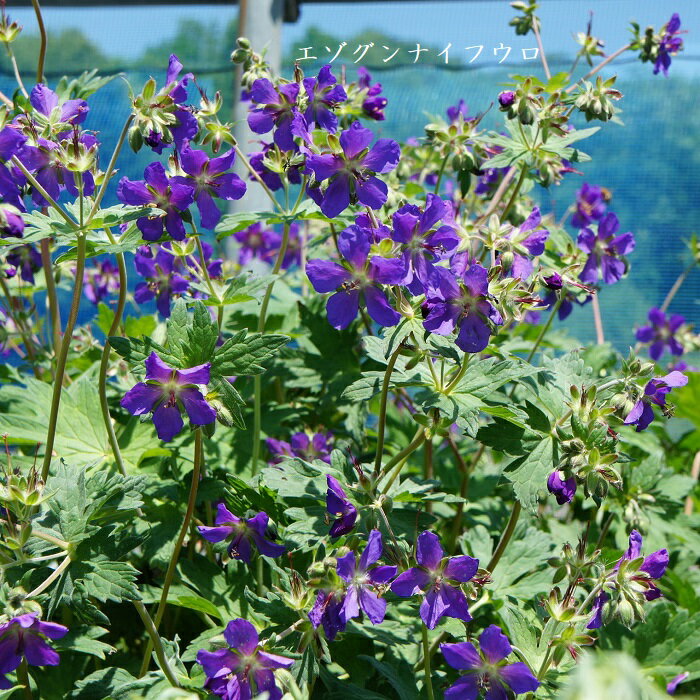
top-left (667, 672), bottom-right (689, 695)
top-left (390, 530), bottom-right (478, 629)
top-left (305, 121), bottom-right (400, 218)
top-left (577, 212), bottom-right (635, 286)
top-left (120, 352), bottom-right (216, 441)
top-left (308, 590), bottom-right (346, 641)
top-left (504, 207), bottom-right (550, 280)
top-left (654, 14), bottom-right (684, 76)
top-left (266, 431), bottom-right (333, 464)
top-left (422, 262), bottom-right (503, 353)
top-left (303, 65), bottom-right (347, 133)
top-left (247, 141), bottom-right (302, 192)
top-left (0, 613), bottom-right (68, 688)
top-left (134, 244), bottom-right (190, 318)
top-left (571, 183), bottom-right (607, 229)
top-left (233, 223), bottom-right (279, 266)
top-left (196, 618), bottom-right (294, 700)
top-left (635, 307), bottom-right (685, 361)
top-left (82, 259), bottom-right (120, 304)
top-left (446, 99), bottom-right (469, 123)
top-left (306, 225), bottom-right (404, 330)
top-left (198, 504), bottom-right (285, 563)
top-left (474, 165), bottom-right (508, 198)
top-left (19, 135), bottom-right (96, 207)
top-left (357, 67), bottom-right (387, 121)
top-left (326, 475), bottom-right (357, 538)
top-left (173, 147), bottom-right (246, 229)
top-left (117, 162), bottom-right (195, 241)
top-left (440, 625), bottom-right (540, 699)
top-left (623, 370), bottom-right (688, 432)
top-left (547, 470), bottom-right (577, 505)
top-left (587, 530), bottom-right (669, 629)
top-left (390, 194), bottom-right (459, 294)
top-left (0, 205), bottom-right (24, 238)
top-left (337, 530), bottom-right (397, 625)
top-left (6, 244), bottom-right (42, 284)
top-left (145, 54), bottom-right (198, 153)
top-left (30, 83), bottom-right (88, 126)
top-left (247, 79), bottom-right (309, 152)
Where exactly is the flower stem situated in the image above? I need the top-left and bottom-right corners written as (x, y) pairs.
top-left (373, 347), bottom-right (403, 476)
top-left (660, 260), bottom-right (696, 313)
top-left (526, 295), bottom-right (563, 363)
top-left (4, 43), bottom-right (28, 97)
top-left (233, 144), bottom-right (284, 214)
top-left (487, 500), bottom-right (521, 573)
top-left (86, 114), bottom-right (134, 225)
top-left (40, 238), bottom-right (61, 362)
top-left (421, 624), bottom-right (435, 700)
top-left (591, 293), bottom-right (605, 345)
top-left (532, 19), bottom-right (551, 80)
top-left (139, 428), bottom-right (203, 677)
top-left (0, 275), bottom-right (41, 378)
top-left (564, 44), bottom-right (631, 94)
top-left (500, 166), bottom-right (527, 221)
top-left (30, 0), bottom-right (47, 83)
top-left (11, 156), bottom-right (77, 228)
top-left (379, 428), bottom-right (426, 493)
top-left (97, 246), bottom-right (128, 477)
top-left (433, 152), bottom-right (450, 195)
top-left (251, 222), bottom-right (291, 475)
top-left (26, 554), bottom-right (70, 598)
top-left (41, 233), bottom-right (87, 482)
top-left (17, 658), bottom-right (33, 700)
top-left (133, 600), bottom-right (181, 687)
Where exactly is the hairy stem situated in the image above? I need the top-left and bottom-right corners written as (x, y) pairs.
top-left (97, 247), bottom-right (128, 477)
top-left (251, 222), bottom-right (291, 475)
top-left (660, 260), bottom-right (696, 313)
top-left (565, 44), bottom-right (631, 94)
top-left (40, 238), bottom-right (62, 361)
top-left (233, 144), bottom-right (284, 214)
top-left (11, 157), bottom-right (77, 228)
top-left (139, 428), bottom-right (203, 676)
top-left (532, 19), bottom-right (551, 80)
top-left (379, 428), bottom-right (426, 493)
top-left (133, 600), bottom-right (181, 687)
top-left (373, 347), bottom-right (403, 476)
top-left (421, 625), bottom-right (435, 700)
top-left (41, 234), bottom-right (86, 482)
top-left (26, 554), bottom-right (70, 598)
top-left (86, 114), bottom-right (135, 224)
top-left (487, 501), bottom-right (522, 573)
top-left (433, 152), bottom-right (450, 195)
top-left (500, 166), bottom-right (527, 221)
top-left (0, 276), bottom-right (41, 378)
top-left (591, 294), bottom-right (605, 345)
top-left (30, 0), bottom-right (47, 83)
top-left (17, 658), bottom-right (33, 700)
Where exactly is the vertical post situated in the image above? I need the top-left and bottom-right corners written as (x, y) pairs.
top-left (232, 0), bottom-right (284, 214)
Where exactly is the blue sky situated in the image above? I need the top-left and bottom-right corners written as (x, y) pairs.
top-left (5, 0), bottom-right (698, 71)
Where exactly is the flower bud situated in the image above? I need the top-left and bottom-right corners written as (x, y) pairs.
top-left (498, 91), bottom-right (516, 108)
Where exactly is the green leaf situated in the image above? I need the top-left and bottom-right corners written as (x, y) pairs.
top-left (170, 594), bottom-right (223, 620)
top-left (74, 559), bottom-right (140, 603)
top-left (358, 655), bottom-right (419, 699)
top-left (208, 374), bottom-right (246, 429)
top-left (212, 330), bottom-right (288, 376)
top-left (504, 435), bottom-right (556, 511)
top-left (215, 211), bottom-right (263, 239)
top-left (184, 301), bottom-right (219, 366)
top-left (55, 625), bottom-right (115, 659)
top-left (109, 335), bottom-right (181, 371)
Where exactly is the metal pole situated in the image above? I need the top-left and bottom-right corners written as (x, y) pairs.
top-left (232, 0), bottom-right (283, 214)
